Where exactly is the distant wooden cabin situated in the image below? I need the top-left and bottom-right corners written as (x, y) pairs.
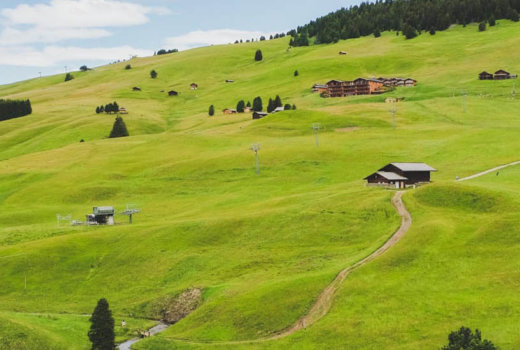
top-left (190, 83), bottom-right (198, 90)
top-left (365, 162), bottom-right (437, 188)
top-left (225, 80), bottom-right (235, 83)
top-left (244, 107), bottom-right (252, 113)
top-left (494, 70), bottom-right (511, 80)
top-left (168, 90), bottom-right (178, 96)
top-left (404, 78), bottom-right (417, 87)
top-left (339, 51), bottom-right (347, 55)
top-left (119, 107), bottom-right (128, 114)
top-left (252, 111), bottom-right (268, 119)
top-left (223, 108), bottom-right (237, 115)
top-left (312, 84), bottom-right (328, 94)
top-left (132, 86), bottom-right (141, 91)
top-left (479, 71), bottom-right (493, 80)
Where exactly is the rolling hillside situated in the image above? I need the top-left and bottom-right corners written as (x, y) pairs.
top-left (1, 21), bottom-right (520, 349)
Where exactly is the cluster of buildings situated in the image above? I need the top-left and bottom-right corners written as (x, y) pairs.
top-left (478, 70), bottom-right (518, 80)
top-left (364, 163), bottom-right (437, 189)
top-left (313, 77), bottom-right (417, 97)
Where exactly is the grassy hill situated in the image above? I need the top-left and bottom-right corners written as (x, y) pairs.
top-left (0, 21), bottom-right (520, 349)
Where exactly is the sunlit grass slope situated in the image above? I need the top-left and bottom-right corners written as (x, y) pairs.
top-left (1, 21), bottom-right (520, 349)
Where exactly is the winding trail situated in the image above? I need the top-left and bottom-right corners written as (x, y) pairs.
top-left (456, 161), bottom-right (520, 182)
top-left (151, 191), bottom-right (412, 346)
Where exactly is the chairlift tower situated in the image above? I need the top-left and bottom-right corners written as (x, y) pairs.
top-left (250, 143), bottom-right (261, 175)
top-left (312, 123), bottom-right (321, 147)
top-left (120, 204), bottom-right (141, 224)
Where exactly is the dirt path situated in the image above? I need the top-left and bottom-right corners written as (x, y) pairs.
top-left (161, 191), bottom-right (412, 346)
top-left (456, 161), bottom-right (520, 182)
top-left (118, 322), bottom-right (170, 350)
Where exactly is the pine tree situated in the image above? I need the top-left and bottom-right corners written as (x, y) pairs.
top-left (96, 106), bottom-right (100, 114)
top-left (88, 298), bottom-right (115, 350)
top-left (105, 104), bottom-right (112, 114)
top-left (99, 105), bottom-right (104, 113)
top-left (267, 98), bottom-right (274, 113)
top-left (113, 101), bottom-right (119, 113)
top-left (489, 15), bottom-right (496, 26)
top-left (511, 9), bottom-right (520, 22)
top-left (253, 96), bottom-right (263, 111)
top-left (209, 105), bottom-right (215, 116)
top-left (274, 95), bottom-right (283, 108)
top-left (479, 22), bottom-right (487, 31)
top-left (150, 69), bottom-right (158, 79)
top-left (237, 100), bottom-right (245, 113)
top-left (246, 101), bottom-right (251, 108)
top-left (109, 116), bottom-right (129, 138)
top-left (125, 64), bottom-right (131, 70)
top-left (294, 70), bottom-right (299, 77)
top-left (255, 49), bottom-right (263, 61)
top-left (64, 73), bottom-right (74, 82)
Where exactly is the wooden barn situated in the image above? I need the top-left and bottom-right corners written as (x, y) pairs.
top-left (494, 70), bottom-right (511, 80)
top-left (312, 84), bottom-right (328, 94)
top-left (339, 51), bottom-right (347, 55)
top-left (365, 162), bottom-right (437, 188)
top-left (190, 83), bottom-right (198, 90)
top-left (168, 90), bottom-right (178, 96)
top-left (252, 111), bottom-right (268, 119)
top-left (479, 71), bottom-right (493, 80)
top-left (132, 86), bottom-right (141, 91)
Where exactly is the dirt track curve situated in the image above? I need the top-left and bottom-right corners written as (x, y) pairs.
top-left (153, 191), bottom-right (412, 346)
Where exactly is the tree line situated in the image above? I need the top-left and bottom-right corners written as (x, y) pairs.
top-left (208, 96), bottom-right (296, 116)
top-left (155, 49), bottom-right (179, 55)
top-left (0, 99), bottom-right (32, 122)
top-left (96, 101), bottom-right (119, 114)
top-left (289, 0), bottom-right (520, 45)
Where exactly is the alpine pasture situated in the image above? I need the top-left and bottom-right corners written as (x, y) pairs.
top-left (1, 21), bottom-right (520, 349)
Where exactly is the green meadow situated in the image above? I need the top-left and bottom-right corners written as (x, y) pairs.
top-left (0, 21), bottom-right (520, 349)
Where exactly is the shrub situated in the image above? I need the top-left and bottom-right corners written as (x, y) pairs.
top-left (294, 70), bottom-right (299, 77)
top-left (374, 29), bottom-right (381, 38)
top-left (109, 116), bottom-right (129, 138)
top-left (489, 16), bottom-right (496, 26)
top-left (64, 73), bottom-right (74, 82)
top-left (284, 104), bottom-right (292, 110)
top-left (125, 64), bottom-right (131, 70)
top-left (402, 24), bottom-right (418, 39)
top-left (150, 69), bottom-right (158, 79)
top-left (429, 29), bottom-right (436, 35)
top-left (80, 65), bottom-right (89, 72)
top-left (479, 22), bottom-right (486, 32)
top-left (292, 104), bottom-right (297, 110)
top-left (440, 327), bottom-right (498, 350)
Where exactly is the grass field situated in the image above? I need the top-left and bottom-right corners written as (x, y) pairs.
top-left (1, 20), bottom-right (520, 349)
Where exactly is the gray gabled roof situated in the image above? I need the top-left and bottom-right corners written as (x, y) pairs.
top-left (364, 171), bottom-right (408, 181)
top-left (389, 162), bottom-right (437, 172)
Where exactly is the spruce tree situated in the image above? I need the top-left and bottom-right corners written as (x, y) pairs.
top-left (125, 64), bottom-right (131, 70)
top-left (267, 98), bottom-right (274, 113)
top-left (88, 298), bottom-right (115, 350)
top-left (99, 105), bottom-right (104, 113)
top-left (253, 96), bottom-right (263, 111)
top-left (489, 16), bottom-right (496, 26)
top-left (95, 106), bottom-right (100, 114)
top-left (246, 101), bottom-right (251, 108)
top-left (64, 73), bottom-right (74, 82)
top-left (511, 9), bottom-right (519, 22)
top-left (113, 101), bottom-right (119, 113)
top-left (237, 100), bottom-right (245, 113)
top-left (105, 104), bottom-right (112, 114)
top-left (374, 29), bottom-right (381, 38)
top-left (402, 24), bottom-right (418, 39)
top-left (479, 22), bottom-right (487, 31)
top-left (294, 70), bottom-right (299, 77)
top-left (209, 105), bottom-right (215, 116)
top-left (274, 95), bottom-right (283, 108)
top-left (150, 69), bottom-right (158, 79)
top-left (255, 49), bottom-right (263, 61)
top-left (109, 116), bottom-right (129, 138)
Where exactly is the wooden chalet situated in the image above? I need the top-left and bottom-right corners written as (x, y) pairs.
top-left (479, 71), bottom-right (493, 80)
top-left (119, 107), bottom-right (128, 114)
top-left (494, 70), bottom-right (511, 80)
top-left (324, 78), bottom-right (384, 97)
top-left (190, 83), bottom-right (198, 90)
top-left (168, 90), bottom-right (178, 96)
top-left (223, 108), bottom-right (237, 115)
top-left (339, 51), bottom-right (347, 55)
top-left (312, 84), bottom-right (328, 94)
top-left (252, 111), bottom-right (268, 119)
top-left (225, 79), bottom-right (235, 83)
top-left (365, 162), bottom-right (437, 188)
top-left (132, 86), bottom-right (141, 91)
